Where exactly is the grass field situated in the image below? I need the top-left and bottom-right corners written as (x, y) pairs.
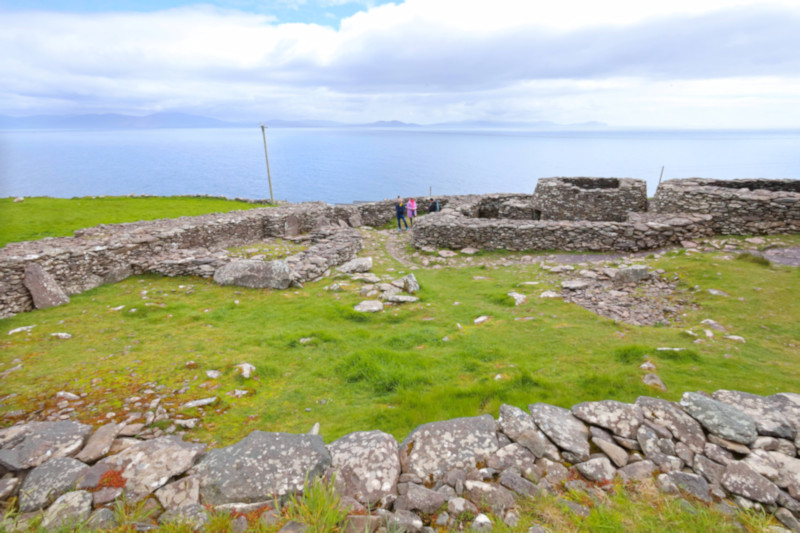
top-left (0, 196), bottom-right (268, 247)
top-left (0, 199), bottom-right (797, 531)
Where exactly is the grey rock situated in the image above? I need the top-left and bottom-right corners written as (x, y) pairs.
top-left (464, 480), bottom-right (516, 514)
top-left (384, 509), bottom-right (423, 532)
top-left (592, 437), bottom-right (628, 467)
top-left (636, 396), bottom-right (706, 453)
top-left (617, 460), bottom-right (656, 481)
top-left (571, 400), bottom-right (642, 440)
top-left (400, 274), bottom-right (420, 294)
top-left (575, 457), bottom-right (616, 483)
top-left (384, 294), bottom-right (419, 303)
top-left (636, 425), bottom-right (661, 457)
top-left (354, 300), bottom-right (383, 312)
top-left (399, 415), bottom-right (499, 483)
top-left (75, 422), bottom-right (122, 463)
top-left (155, 476), bottom-right (200, 511)
top-left (337, 257), bottom-right (373, 274)
top-left (499, 470), bottom-right (540, 497)
top-left (518, 429), bottom-right (560, 462)
top-left (721, 462), bottom-right (781, 504)
top-left (472, 514), bottom-right (493, 532)
top-left (87, 508), bottom-right (117, 530)
top-left (707, 434), bottom-right (751, 455)
top-left (776, 508), bottom-right (800, 532)
top-left (159, 503), bottom-right (209, 529)
top-left (0, 421), bottom-right (92, 470)
top-left (666, 472), bottom-right (711, 502)
top-left (498, 404), bottom-right (538, 442)
top-left (487, 443), bottom-right (537, 477)
top-left (213, 260), bottom-right (293, 289)
top-left (704, 442), bottom-right (734, 465)
top-left (41, 490), bottom-right (93, 529)
top-left (329, 430), bottom-right (400, 507)
top-left (344, 515), bottom-right (381, 533)
top-left (447, 496), bottom-right (479, 516)
top-left (99, 435), bottom-right (205, 501)
top-left (279, 521), bottom-right (308, 533)
top-left (615, 265), bottom-right (650, 284)
top-left (24, 263), bottom-right (70, 309)
top-left (694, 455), bottom-right (726, 486)
top-left (680, 392), bottom-right (757, 445)
top-left (713, 390), bottom-right (795, 439)
top-left (0, 476), bottom-right (19, 501)
top-left (643, 373), bottom-right (667, 391)
top-left (561, 280), bottom-right (591, 290)
top-left (19, 457), bottom-right (89, 512)
top-left (394, 483), bottom-right (446, 514)
top-left (530, 403), bottom-right (590, 462)
top-left (770, 393), bottom-right (800, 435)
top-left (192, 431), bottom-right (329, 505)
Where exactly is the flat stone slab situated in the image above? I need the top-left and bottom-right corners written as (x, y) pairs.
top-left (636, 396), bottom-right (706, 454)
top-left (529, 403), bottom-right (590, 462)
top-left (99, 436), bottom-right (205, 501)
top-left (337, 257), bottom-right (373, 274)
top-left (0, 421), bottom-right (92, 470)
top-left (328, 430), bottom-right (400, 506)
top-left (576, 457), bottom-right (616, 483)
top-left (721, 462), bottom-right (781, 504)
top-left (191, 431), bottom-right (331, 505)
top-left (354, 300), bottom-right (383, 313)
top-left (41, 490), bottom-right (93, 530)
top-left (75, 422), bottom-right (122, 463)
top-left (24, 263), bottom-right (70, 309)
top-left (399, 415), bottom-right (499, 482)
top-left (19, 457), bottom-right (89, 512)
top-left (571, 400), bottom-right (642, 440)
top-left (712, 390), bottom-right (795, 440)
top-left (680, 392), bottom-right (757, 445)
top-left (213, 260), bottom-right (293, 289)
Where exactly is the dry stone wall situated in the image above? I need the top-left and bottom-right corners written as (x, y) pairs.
top-left (2, 388), bottom-right (799, 531)
top-left (532, 177), bottom-right (648, 222)
top-left (652, 179), bottom-right (800, 235)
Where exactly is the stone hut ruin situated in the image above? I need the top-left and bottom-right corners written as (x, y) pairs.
top-left (531, 177), bottom-right (648, 222)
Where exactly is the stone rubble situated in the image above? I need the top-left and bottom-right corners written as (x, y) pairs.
top-left (0, 387), bottom-right (796, 530)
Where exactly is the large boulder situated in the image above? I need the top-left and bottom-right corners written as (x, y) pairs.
top-left (328, 430), bottom-right (400, 507)
top-left (213, 260), bottom-right (293, 289)
top-left (721, 462), bottom-right (781, 504)
top-left (636, 397), bottom-right (706, 454)
top-left (0, 421), bottom-right (92, 471)
top-left (24, 263), bottom-right (69, 309)
top-left (679, 392), bottom-right (757, 445)
top-left (41, 490), bottom-right (93, 530)
top-left (191, 431), bottom-right (330, 505)
top-left (337, 257), bottom-right (373, 274)
top-left (99, 436), bottom-right (205, 501)
top-left (571, 400), bottom-right (642, 440)
top-left (530, 403), bottom-right (590, 462)
top-left (19, 457), bottom-right (89, 512)
top-left (399, 415), bottom-right (499, 483)
top-left (712, 390), bottom-right (795, 440)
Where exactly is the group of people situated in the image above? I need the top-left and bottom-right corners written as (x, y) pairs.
top-left (394, 196), bottom-right (440, 230)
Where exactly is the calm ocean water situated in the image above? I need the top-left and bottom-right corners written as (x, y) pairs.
top-left (1, 128), bottom-right (799, 204)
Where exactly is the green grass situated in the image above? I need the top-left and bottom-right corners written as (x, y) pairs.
top-left (0, 196), bottom-right (270, 247)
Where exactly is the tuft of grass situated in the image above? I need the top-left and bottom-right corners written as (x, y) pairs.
top-left (614, 345), bottom-right (651, 364)
top-left (284, 476), bottom-right (350, 533)
top-left (736, 252), bottom-right (771, 267)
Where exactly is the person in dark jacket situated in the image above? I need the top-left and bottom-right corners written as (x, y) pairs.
top-left (428, 198), bottom-right (440, 213)
top-left (395, 196), bottom-right (409, 231)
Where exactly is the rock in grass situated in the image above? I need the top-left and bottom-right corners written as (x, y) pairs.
top-left (24, 263), bottom-right (69, 309)
top-left (19, 457), bottom-right (89, 512)
top-left (354, 300), bottom-right (383, 312)
top-left (41, 490), bottom-right (93, 530)
top-left (213, 260), bottom-right (293, 289)
top-left (328, 430), bottom-right (400, 506)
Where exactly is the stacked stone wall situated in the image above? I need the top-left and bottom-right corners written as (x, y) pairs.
top-left (652, 179), bottom-right (800, 235)
top-left (532, 177), bottom-right (648, 222)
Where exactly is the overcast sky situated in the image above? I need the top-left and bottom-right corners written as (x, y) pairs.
top-left (2, 0), bottom-right (799, 128)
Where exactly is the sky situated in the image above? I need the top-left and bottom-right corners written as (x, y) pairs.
top-left (1, 0), bottom-right (800, 128)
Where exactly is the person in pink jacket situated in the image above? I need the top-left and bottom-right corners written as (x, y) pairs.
top-left (406, 198), bottom-right (417, 226)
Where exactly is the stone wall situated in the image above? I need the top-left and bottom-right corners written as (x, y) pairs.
top-left (0, 200), bottom-right (401, 319)
top-left (652, 179), bottom-right (800, 235)
top-left (2, 388), bottom-right (799, 531)
top-left (532, 177), bottom-right (648, 222)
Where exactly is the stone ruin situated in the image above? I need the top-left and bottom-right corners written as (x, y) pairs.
top-left (1, 178), bottom-right (799, 319)
top-left (1, 389), bottom-right (800, 531)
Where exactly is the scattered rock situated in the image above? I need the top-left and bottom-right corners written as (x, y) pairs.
top-left (354, 300), bottom-right (383, 313)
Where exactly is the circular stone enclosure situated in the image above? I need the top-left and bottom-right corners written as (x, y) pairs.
top-left (532, 177), bottom-right (648, 222)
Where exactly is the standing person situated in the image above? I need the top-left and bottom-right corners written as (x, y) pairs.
top-left (395, 196), bottom-right (409, 231)
top-left (428, 198), bottom-right (440, 213)
top-left (406, 198), bottom-right (417, 226)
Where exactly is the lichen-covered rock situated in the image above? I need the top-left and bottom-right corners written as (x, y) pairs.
top-left (679, 392), bottom-right (757, 445)
top-left (666, 471), bottom-right (711, 502)
top-left (592, 437), bottom-right (628, 468)
top-left (571, 400), bottom-right (642, 440)
top-left (41, 490), bottom-right (93, 530)
top-left (0, 421), bottom-right (92, 470)
top-left (463, 480), bottom-right (516, 514)
top-left (192, 431), bottom-right (330, 505)
top-left (617, 460), bottom-right (655, 481)
top-left (213, 260), bottom-right (293, 289)
top-left (75, 422), bottom-right (122, 463)
top-left (394, 483), bottom-right (446, 515)
top-left (399, 415), bottom-right (499, 483)
top-left (530, 403), bottom-right (590, 462)
top-left (24, 263), bottom-right (70, 309)
top-left (498, 470), bottom-right (539, 497)
top-left (712, 390), bottom-right (795, 439)
top-left (19, 457), bottom-right (89, 512)
top-left (693, 455), bottom-right (725, 486)
top-left (575, 457), bottom-right (616, 483)
top-left (636, 396), bottom-right (706, 453)
top-left (156, 476), bottom-right (200, 511)
top-left (328, 430), bottom-right (400, 507)
top-left (337, 257), bottom-right (373, 274)
top-left (486, 444), bottom-right (537, 476)
top-left (99, 436), bottom-right (205, 501)
top-left (721, 462), bottom-right (781, 504)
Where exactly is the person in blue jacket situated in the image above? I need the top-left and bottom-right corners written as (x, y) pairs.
top-left (395, 196), bottom-right (409, 231)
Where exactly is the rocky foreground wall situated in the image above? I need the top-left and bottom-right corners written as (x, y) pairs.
top-left (2, 389), bottom-right (800, 531)
top-left (0, 200), bottom-right (400, 319)
top-left (652, 179), bottom-right (800, 235)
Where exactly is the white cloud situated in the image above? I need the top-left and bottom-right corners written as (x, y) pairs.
top-left (0, 1), bottom-right (799, 127)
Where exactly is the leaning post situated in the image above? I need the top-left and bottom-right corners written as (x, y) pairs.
top-left (260, 123), bottom-right (275, 204)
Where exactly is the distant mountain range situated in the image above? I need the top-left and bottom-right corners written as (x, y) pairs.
top-left (0, 112), bottom-right (609, 131)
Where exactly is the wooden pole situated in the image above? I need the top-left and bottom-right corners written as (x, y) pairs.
top-left (260, 123), bottom-right (274, 204)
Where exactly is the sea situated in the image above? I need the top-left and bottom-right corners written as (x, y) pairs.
top-left (1, 128), bottom-right (799, 204)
